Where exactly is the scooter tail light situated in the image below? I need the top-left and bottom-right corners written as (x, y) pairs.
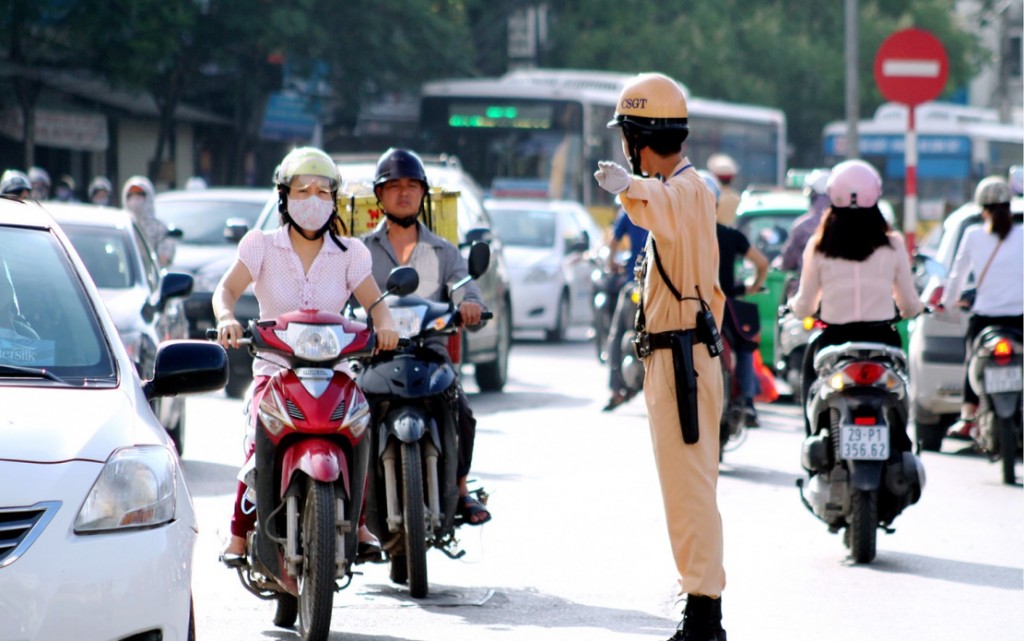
top-left (927, 285), bottom-right (944, 308)
top-left (842, 362), bottom-right (886, 386)
top-left (992, 338), bottom-right (1013, 366)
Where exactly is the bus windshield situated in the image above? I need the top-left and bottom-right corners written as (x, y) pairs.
top-left (420, 97), bottom-right (585, 202)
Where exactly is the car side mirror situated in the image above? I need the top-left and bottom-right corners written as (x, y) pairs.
top-left (462, 227), bottom-right (493, 248)
top-left (467, 241), bottom-right (491, 279)
top-left (224, 218), bottom-right (250, 244)
top-left (143, 340), bottom-right (228, 399)
top-left (166, 226), bottom-right (184, 239)
top-left (156, 272), bottom-right (194, 310)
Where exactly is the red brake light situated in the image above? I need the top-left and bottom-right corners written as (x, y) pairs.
top-left (993, 338), bottom-right (1013, 366)
top-left (842, 362), bottom-right (886, 385)
top-left (853, 416), bottom-right (877, 426)
top-left (812, 319), bottom-right (827, 330)
top-left (927, 285), bottom-right (944, 307)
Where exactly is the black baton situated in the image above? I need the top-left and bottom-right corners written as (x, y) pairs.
top-left (670, 332), bottom-right (700, 444)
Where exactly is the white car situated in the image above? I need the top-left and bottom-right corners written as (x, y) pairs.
top-left (0, 198), bottom-right (227, 640)
top-left (910, 197), bottom-right (1023, 450)
top-left (483, 198), bottom-right (602, 341)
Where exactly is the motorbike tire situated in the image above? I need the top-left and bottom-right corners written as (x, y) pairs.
top-left (402, 441), bottom-right (429, 598)
top-left (297, 478), bottom-right (337, 641)
top-left (787, 349), bottom-right (805, 406)
top-left (593, 305), bottom-right (610, 364)
top-left (273, 594), bottom-right (298, 628)
top-left (998, 415), bottom-right (1018, 485)
top-left (847, 490), bottom-right (878, 564)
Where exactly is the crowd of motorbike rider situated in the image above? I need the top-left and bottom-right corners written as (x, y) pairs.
top-left (214, 146), bottom-right (492, 567)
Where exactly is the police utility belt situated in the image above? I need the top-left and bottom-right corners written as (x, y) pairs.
top-left (632, 238), bottom-right (722, 445)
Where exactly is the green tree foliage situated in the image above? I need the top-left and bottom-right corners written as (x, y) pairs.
top-left (543, 0), bottom-right (986, 166)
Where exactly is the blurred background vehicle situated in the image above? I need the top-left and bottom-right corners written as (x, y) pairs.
top-left (482, 198), bottom-right (601, 342)
top-left (0, 197), bottom-right (227, 641)
top-left (154, 188), bottom-right (275, 398)
top-left (45, 202), bottom-right (195, 453)
top-left (911, 196), bottom-right (1024, 451)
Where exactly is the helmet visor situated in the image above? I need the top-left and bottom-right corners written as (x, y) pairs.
top-left (290, 174), bottom-right (339, 192)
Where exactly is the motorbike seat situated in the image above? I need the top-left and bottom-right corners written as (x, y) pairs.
top-left (812, 341), bottom-right (907, 374)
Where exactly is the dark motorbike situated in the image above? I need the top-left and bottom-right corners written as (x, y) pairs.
top-left (214, 271), bottom-right (416, 641)
top-left (591, 248), bottom-right (630, 363)
top-left (797, 332), bottom-right (925, 563)
top-left (966, 325), bottom-right (1023, 484)
top-left (718, 334), bottom-right (746, 461)
top-left (355, 242), bottom-right (492, 599)
top-left (775, 305), bottom-right (824, 405)
top-left (617, 280), bottom-right (644, 397)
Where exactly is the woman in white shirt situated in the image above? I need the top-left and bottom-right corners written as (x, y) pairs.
top-left (939, 176), bottom-right (1023, 437)
top-left (788, 160), bottom-right (924, 431)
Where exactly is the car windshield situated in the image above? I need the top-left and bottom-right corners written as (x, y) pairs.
top-left (488, 209), bottom-right (555, 248)
top-left (157, 198), bottom-right (266, 245)
top-left (60, 225), bottom-right (136, 289)
top-left (736, 212), bottom-right (799, 263)
top-left (0, 226), bottom-right (115, 383)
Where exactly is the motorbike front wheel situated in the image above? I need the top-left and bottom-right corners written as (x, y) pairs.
top-left (297, 478), bottom-right (337, 641)
top-left (402, 441), bottom-right (429, 598)
top-left (847, 490), bottom-right (878, 564)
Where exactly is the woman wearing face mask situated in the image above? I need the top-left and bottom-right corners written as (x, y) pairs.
top-left (214, 146), bottom-right (400, 564)
top-left (120, 175), bottom-right (176, 267)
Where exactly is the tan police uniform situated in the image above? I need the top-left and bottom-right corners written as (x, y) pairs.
top-left (619, 160), bottom-right (726, 597)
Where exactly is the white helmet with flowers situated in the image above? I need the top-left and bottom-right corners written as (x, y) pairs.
top-left (274, 147), bottom-right (343, 238)
top-left (826, 159), bottom-right (882, 209)
top-left (974, 175), bottom-right (1013, 207)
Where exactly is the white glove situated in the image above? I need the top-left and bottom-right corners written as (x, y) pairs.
top-left (594, 161), bottom-right (631, 195)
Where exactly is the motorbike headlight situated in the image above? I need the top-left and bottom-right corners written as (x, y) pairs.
top-left (275, 323), bottom-right (351, 361)
top-left (390, 306), bottom-right (427, 339)
top-left (74, 445), bottom-right (177, 532)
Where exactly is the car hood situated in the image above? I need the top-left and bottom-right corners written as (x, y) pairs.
top-left (97, 287), bottom-right (147, 332)
top-left (503, 246), bottom-right (558, 271)
top-left (0, 386), bottom-right (160, 464)
top-left (170, 244), bottom-right (237, 274)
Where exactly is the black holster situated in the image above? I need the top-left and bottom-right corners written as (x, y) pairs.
top-left (670, 331), bottom-right (700, 444)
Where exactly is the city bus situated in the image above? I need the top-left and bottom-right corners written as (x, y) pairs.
top-left (823, 102), bottom-right (1023, 233)
top-left (418, 69), bottom-right (788, 226)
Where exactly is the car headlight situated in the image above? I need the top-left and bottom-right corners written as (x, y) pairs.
top-left (74, 445), bottom-right (177, 533)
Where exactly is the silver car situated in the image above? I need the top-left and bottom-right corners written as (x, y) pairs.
top-left (910, 197), bottom-right (1023, 450)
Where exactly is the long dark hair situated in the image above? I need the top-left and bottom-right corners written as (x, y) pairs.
top-left (813, 205), bottom-right (892, 261)
top-left (986, 202), bottom-right (1013, 240)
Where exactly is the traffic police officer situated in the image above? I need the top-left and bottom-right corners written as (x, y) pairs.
top-left (594, 72), bottom-right (727, 641)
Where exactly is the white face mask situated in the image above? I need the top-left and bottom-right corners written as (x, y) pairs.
top-left (288, 197), bottom-right (334, 232)
top-left (126, 194), bottom-right (146, 215)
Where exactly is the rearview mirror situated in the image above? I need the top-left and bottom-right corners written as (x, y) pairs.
top-left (156, 272), bottom-right (194, 311)
top-left (385, 266), bottom-right (419, 297)
top-left (467, 241), bottom-right (491, 279)
top-left (143, 340), bottom-right (228, 399)
top-left (462, 227), bottom-right (493, 247)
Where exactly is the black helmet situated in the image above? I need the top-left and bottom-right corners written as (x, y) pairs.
top-left (373, 148), bottom-right (428, 190)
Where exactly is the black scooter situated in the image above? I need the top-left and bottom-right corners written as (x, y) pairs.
top-left (966, 325), bottom-right (1023, 484)
top-left (355, 242), bottom-right (492, 599)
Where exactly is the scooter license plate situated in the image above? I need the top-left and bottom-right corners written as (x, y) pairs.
top-left (984, 367), bottom-right (1023, 393)
top-left (839, 425), bottom-right (889, 460)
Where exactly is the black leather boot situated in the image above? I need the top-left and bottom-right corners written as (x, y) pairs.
top-left (668, 594), bottom-right (727, 641)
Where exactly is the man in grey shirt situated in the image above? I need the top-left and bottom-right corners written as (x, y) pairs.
top-left (361, 148), bottom-right (492, 528)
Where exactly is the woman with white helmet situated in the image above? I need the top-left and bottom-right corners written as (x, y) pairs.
top-left (788, 159), bottom-right (924, 426)
top-left (0, 170), bottom-right (32, 201)
top-left (939, 176), bottom-right (1023, 438)
top-left (214, 146), bottom-right (400, 565)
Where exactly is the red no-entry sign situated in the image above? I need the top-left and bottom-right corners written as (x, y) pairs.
top-left (874, 28), bottom-right (949, 106)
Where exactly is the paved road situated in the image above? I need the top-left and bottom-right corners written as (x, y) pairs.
top-left (184, 329), bottom-right (1023, 640)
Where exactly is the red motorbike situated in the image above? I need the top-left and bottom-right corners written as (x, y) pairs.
top-left (214, 269), bottom-right (417, 641)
